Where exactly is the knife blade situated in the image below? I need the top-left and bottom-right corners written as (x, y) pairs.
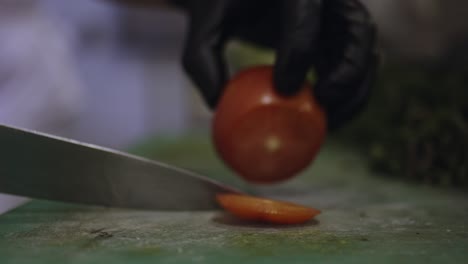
top-left (0, 124), bottom-right (242, 211)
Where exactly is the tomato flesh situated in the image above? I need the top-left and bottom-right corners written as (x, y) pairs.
top-left (216, 193), bottom-right (321, 225)
top-left (213, 66), bottom-right (327, 183)
top-left (220, 106), bottom-right (323, 183)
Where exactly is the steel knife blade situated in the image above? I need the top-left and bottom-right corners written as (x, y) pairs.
top-left (0, 124), bottom-right (242, 211)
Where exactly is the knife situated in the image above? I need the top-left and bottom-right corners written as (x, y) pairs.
top-left (0, 124), bottom-right (242, 211)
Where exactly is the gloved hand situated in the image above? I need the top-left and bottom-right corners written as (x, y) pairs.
top-left (170, 0), bottom-right (378, 131)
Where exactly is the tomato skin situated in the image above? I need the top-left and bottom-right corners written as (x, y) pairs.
top-left (212, 66), bottom-right (327, 184)
top-left (216, 193), bottom-right (321, 225)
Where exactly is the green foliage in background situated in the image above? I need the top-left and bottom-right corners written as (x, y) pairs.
top-left (226, 41), bottom-right (317, 83)
top-left (337, 64), bottom-right (468, 188)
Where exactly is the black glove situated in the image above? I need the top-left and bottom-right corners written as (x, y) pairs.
top-left (170, 0), bottom-right (378, 131)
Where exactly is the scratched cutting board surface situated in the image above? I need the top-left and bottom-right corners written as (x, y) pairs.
top-left (0, 136), bottom-right (467, 264)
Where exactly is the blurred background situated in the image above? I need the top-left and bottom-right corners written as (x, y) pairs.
top-left (1, 0), bottom-right (467, 212)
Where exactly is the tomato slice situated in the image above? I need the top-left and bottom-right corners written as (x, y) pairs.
top-left (212, 66), bottom-right (327, 184)
top-left (216, 193), bottom-right (321, 225)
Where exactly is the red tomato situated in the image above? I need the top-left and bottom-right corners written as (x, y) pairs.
top-left (212, 65), bottom-right (327, 184)
top-left (216, 193), bottom-right (321, 225)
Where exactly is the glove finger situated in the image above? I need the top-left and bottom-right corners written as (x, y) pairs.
top-left (181, 0), bottom-right (232, 109)
top-left (315, 0), bottom-right (378, 128)
top-left (326, 50), bottom-right (379, 130)
top-left (273, 0), bottom-right (322, 96)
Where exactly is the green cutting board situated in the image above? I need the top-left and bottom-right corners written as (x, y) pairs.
top-left (1, 136), bottom-right (467, 263)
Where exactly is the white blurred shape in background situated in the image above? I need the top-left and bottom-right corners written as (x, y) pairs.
top-left (0, 0), bottom-right (192, 214)
top-left (0, 0), bottom-right (84, 213)
top-left (41, 0), bottom-right (191, 148)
